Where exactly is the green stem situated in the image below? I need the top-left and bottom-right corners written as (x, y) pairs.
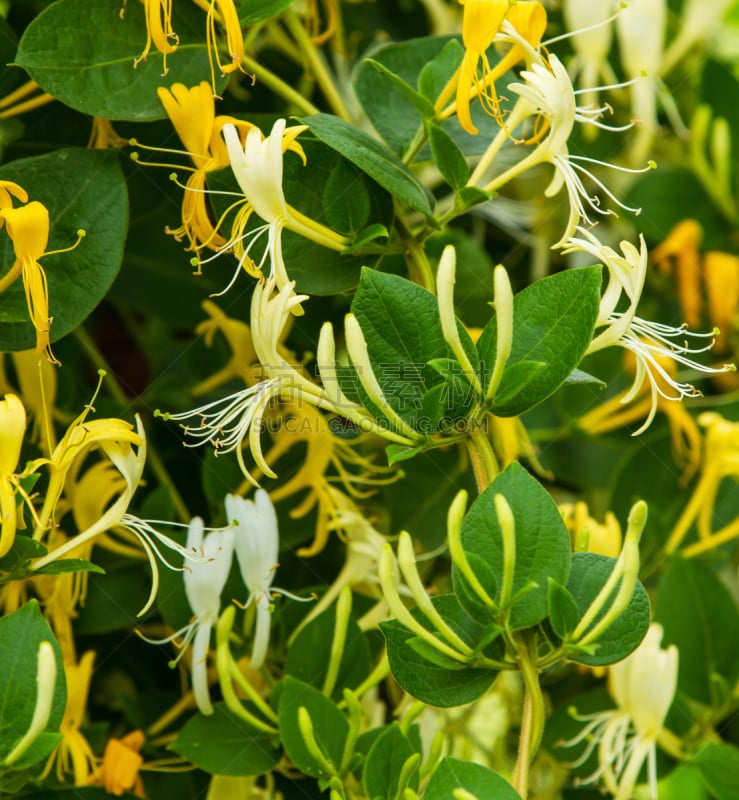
top-left (73, 326), bottom-right (191, 523)
top-left (395, 213), bottom-right (435, 291)
top-left (512, 637), bottom-right (545, 799)
top-left (466, 426), bottom-right (498, 492)
top-left (283, 9), bottom-right (351, 121)
top-left (240, 53), bottom-right (321, 116)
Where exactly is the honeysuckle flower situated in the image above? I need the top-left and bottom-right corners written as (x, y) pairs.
top-left (564, 227), bottom-right (734, 433)
top-left (0, 201), bottom-right (56, 363)
top-left (43, 650), bottom-right (97, 785)
top-left (0, 393), bottom-right (27, 557)
top-left (560, 500), bottom-right (622, 558)
top-left (142, 516), bottom-right (235, 715)
top-left (704, 251), bottom-right (739, 352)
top-left (155, 82), bottom-right (253, 271)
top-left (226, 490), bottom-right (286, 670)
top-left (89, 730), bottom-right (146, 798)
top-left (578, 351), bottom-right (703, 483)
top-left (2, 641), bottom-right (57, 768)
top-left (0, 179), bottom-right (28, 209)
top-left (561, 624), bottom-right (678, 800)
top-left (489, 54), bottom-right (644, 246)
top-left (651, 219), bottom-right (703, 328)
top-left (87, 117), bottom-right (128, 149)
top-left (129, 0), bottom-right (178, 73)
top-left (221, 119), bottom-right (349, 292)
top-left (200, 0), bottom-right (245, 88)
top-left (616, 0), bottom-right (666, 164)
top-left (562, 0), bottom-right (618, 111)
top-left (451, 0), bottom-right (510, 134)
top-left (665, 412), bottom-right (739, 556)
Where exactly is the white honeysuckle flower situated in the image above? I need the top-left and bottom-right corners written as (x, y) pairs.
top-left (562, 0), bottom-right (618, 108)
top-left (561, 624), bottom-right (678, 800)
top-left (616, 0), bottom-right (666, 163)
top-left (139, 516), bottom-right (235, 716)
top-left (226, 490), bottom-right (288, 670)
top-left (564, 227), bottom-right (734, 433)
top-left (494, 54), bottom-right (644, 247)
top-left (221, 120), bottom-right (347, 292)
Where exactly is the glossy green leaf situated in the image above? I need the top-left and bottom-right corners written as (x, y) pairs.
top-left (380, 594), bottom-right (499, 707)
top-left (547, 578), bottom-right (579, 639)
top-left (455, 462), bottom-right (571, 629)
top-left (170, 703), bottom-right (280, 776)
top-left (278, 677), bottom-right (349, 778)
top-left (566, 553), bottom-right (651, 667)
top-left (424, 757), bottom-right (522, 800)
top-left (363, 723), bottom-right (419, 800)
top-left (427, 121), bottom-right (470, 190)
top-left (15, 0), bottom-right (227, 121)
top-left (478, 266), bottom-right (602, 416)
top-left (31, 558), bottom-right (105, 576)
top-left (0, 148), bottom-right (128, 352)
top-left (0, 602), bottom-right (65, 765)
top-left (418, 39), bottom-right (465, 102)
top-left (299, 114), bottom-right (433, 216)
top-left (655, 557), bottom-right (739, 705)
top-left (365, 58), bottom-right (435, 119)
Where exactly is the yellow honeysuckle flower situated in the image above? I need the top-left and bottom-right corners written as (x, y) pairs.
top-left (579, 351), bottom-right (703, 484)
top-left (0, 394), bottom-right (27, 557)
top-left (130, 0), bottom-right (179, 73)
top-left (155, 82), bottom-right (253, 272)
top-left (454, 0), bottom-right (511, 134)
top-left (87, 117), bottom-right (129, 149)
top-left (0, 350), bottom-right (58, 453)
top-left (560, 501), bottom-right (622, 558)
top-left (43, 650), bottom-right (97, 785)
top-left (89, 730), bottom-right (146, 798)
top-left (489, 415), bottom-right (552, 479)
top-left (665, 412), bottom-right (739, 556)
top-left (0, 179), bottom-right (28, 209)
top-left (201, 0), bottom-right (245, 87)
top-left (0, 201), bottom-right (57, 363)
top-left (651, 219), bottom-right (704, 329)
top-left (191, 299), bottom-right (261, 395)
top-left (704, 250), bottom-right (739, 353)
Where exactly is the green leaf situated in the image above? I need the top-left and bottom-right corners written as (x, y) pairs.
top-left (0, 601), bottom-right (66, 765)
top-left (547, 579), bottom-right (579, 639)
top-left (456, 185), bottom-right (492, 210)
top-left (236, 0), bottom-right (293, 25)
top-left (564, 367), bottom-right (606, 387)
top-left (363, 723), bottom-right (419, 800)
top-left (170, 703), bottom-right (280, 776)
top-left (285, 606), bottom-right (371, 700)
top-left (566, 553), bottom-right (651, 666)
top-left (299, 114), bottom-right (433, 217)
top-left (418, 39), bottom-right (465, 102)
top-left (406, 637), bottom-right (468, 670)
top-left (655, 557), bottom-right (739, 705)
top-left (31, 559), bottom-right (105, 576)
top-left (455, 462), bottom-right (571, 629)
top-left (427, 122), bottom-right (470, 190)
top-left (478, 266), bottom-right (602, 416)
top-left (0, 536), bottom-right (47, 574)
top-left (385, 443), bottom-right (424, 466)
top-left (15, 0), bottom-right (227, 121)
top-left (323, 156), bottom-right (371, 233)
top-left (365, 58), bottom-right (435, 119)
top-left (425, 757), bottom-right (522, 800)
top-left (689, 742), bottom-right (739, 800)
top-left (380, 595), bottom-right (499, 707)
top-left (278, 677), bottom-right (349, 778)
top-left (0, 148), bottom-right (128, 352)
top-left (349, 269), bottom-right (449, 429)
